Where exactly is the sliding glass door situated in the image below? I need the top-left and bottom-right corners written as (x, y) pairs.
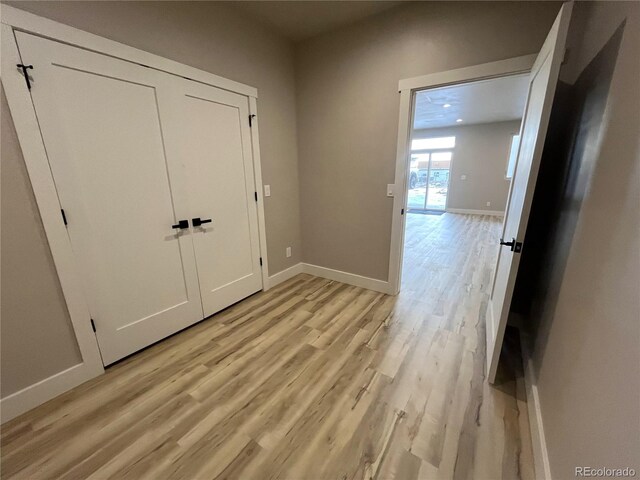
top-left (425, 151), bottom-right (451, 210)
top-left (407, 136), bottom-right (454, 212)
top-left (407, 153), bottom-right (429, 210)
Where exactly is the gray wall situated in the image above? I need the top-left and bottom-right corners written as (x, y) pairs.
top-left (0, 1), bottom-right (302, 399)
top-left (295, 1), bottom-right (561, 281)
top-left (413, 121), bottom-right (521, 213)
top-left (1, 87), bottom-right (83, 396)
top-left (515, 2), bottom-right (639, 476)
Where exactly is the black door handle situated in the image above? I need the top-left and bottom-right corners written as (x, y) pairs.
top-left (499, 237), bottom-right (515, 248)
top-left (192, 217), bottom-right (212, 227)
top-left (172, 219), bottom-right (189, 229)
top-left (500, 237), bottom-right (522, 253)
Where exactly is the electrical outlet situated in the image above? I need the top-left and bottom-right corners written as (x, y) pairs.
top-left (486, 201), bottom-right (491, 207)
top-left (461, 175), bottom-right (467, 180)
top-left (286, 247), bottom-right (292, 258)
top-left (264, 185), bottom-right (271, 197)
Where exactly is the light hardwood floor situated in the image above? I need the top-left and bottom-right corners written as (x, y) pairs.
top-left (1, 213), bottom-right (533, 480)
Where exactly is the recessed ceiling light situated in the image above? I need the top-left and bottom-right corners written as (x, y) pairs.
top-left (443, 103), bottom-right (451, 108)
top-left (456, 118), bottom-right (463, 123)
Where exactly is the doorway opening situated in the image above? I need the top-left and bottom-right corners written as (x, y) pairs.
top-left (387, 55), bottom-right (539, 299)
top-left (403, 74), bottom-right (530, 222)
top-left (390, 4), bottom-right (571, 384)
top-left (396, 72), bottom-right (533, 299)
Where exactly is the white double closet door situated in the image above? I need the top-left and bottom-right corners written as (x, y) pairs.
top-left (17, 32), bottom-right (262, 365)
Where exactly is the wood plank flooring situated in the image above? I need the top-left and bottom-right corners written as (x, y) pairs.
top-left (1, 213), bottom-right (534, 479)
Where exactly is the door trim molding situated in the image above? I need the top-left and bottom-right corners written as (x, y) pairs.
top-left (1, 23), bottom-right (105, 425)
top-left (388, 54), bottom-right (537, 295)
top-left (398, 54), bottom-right (537, 93)
top-left (0, 7), bottom-right (269, 422)
top-left (248, 97), bottom-right (271, 291)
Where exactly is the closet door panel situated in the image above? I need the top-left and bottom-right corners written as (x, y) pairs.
top-left (178, 85), bottom-right (262, 316)
top-left (15, 32), bottom-right (203, 364)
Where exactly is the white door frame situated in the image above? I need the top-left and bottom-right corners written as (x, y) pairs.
top-left (0, 5), bottom-right (269, 422)
top-left (388, 54), bottom-right (537, 295)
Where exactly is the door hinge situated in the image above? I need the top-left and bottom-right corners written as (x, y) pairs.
top-left (90, 318), bottom-right (96, 333)
top-left (254, 191), bottom-right (258, 202)
top-left (259, 257), bottom-right (263, 266)
top-left (249, 114), bottom-right (256, 127)
top-left (17, 64), bottom-right (34, 90)
top-left (401, 208), bottom-right (405, 215)
top-left (61, 209), bottom-right (68, 226)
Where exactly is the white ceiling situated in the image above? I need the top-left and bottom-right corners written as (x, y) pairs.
top-left (413, 74), bottom-right (529, 130)
top-left (226, 1), bottom-right (402, 42)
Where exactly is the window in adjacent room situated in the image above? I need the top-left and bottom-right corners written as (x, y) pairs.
top-left (506, 134), bottom-right (520, 179)
top-left (411, 136), bottom-right (456, 151)
top-left (408, 136), bottom-right (455, 211)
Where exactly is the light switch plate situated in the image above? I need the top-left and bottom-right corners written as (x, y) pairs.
top-left (387, 184), bottom-right (395, 197)
top-left (286, 247), bottom-right (292, 258)
top-left (264, 185), bottom-right (271, 197)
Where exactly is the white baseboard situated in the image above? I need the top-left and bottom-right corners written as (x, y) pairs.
top-left (446, 208), bottom-right (504, 216)
top-left (2, 261), bottom-right (390, 424)
top-left (2, 263), bottom-right (390, 424)
top-left (1, 362), bottom-right (100, 423)
top-left (301, 263), bottom-right (393, 295)
top-left (520, 330), bottom-right (552, 480)
top-left (265, 262), bottom-right (305, 290)
top-left (267, 262), bottom-right (393, 295)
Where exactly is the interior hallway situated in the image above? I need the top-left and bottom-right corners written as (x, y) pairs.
top-left (1, 213), bottom-right (533, 480)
